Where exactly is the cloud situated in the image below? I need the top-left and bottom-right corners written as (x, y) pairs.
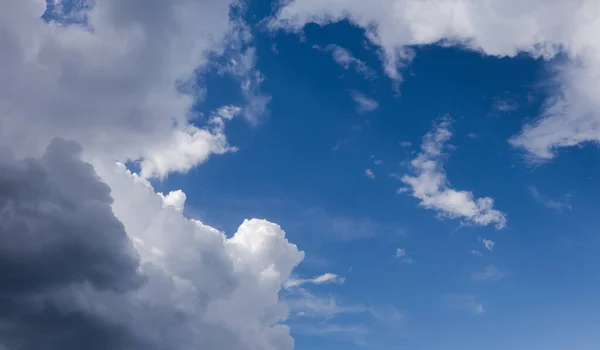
top-left (529, 186), bottom-right (572, 212)
top-left (350, 91), bottom-right (379, 113)
top-left (138, 107), bottom-right (240, 179)
top-left (285, 273), bottom-right (345, 289)
top-left (472, 265), bottom-right (506, 282)
top-left (492, 96), bottom-right (518, 113)
top-left (159, 190), bottom-right (187, 211)
top-left (216, 42), bottom-right (272, 125)
top-left (365, 168), bottom-right (376, 179)
top-left (370, 155), bottom-right (384, 165)
top-left (469, 249), bottom-right (483, 257)
top-left (317, 44), bottom-right (376, 79)
top-left (395, 248), bottom-right (413, 264)
top-left (398, 117), bottom-right (507, 228)
top-left (399, 141), bottom-right (412, 148)
top-left (0, 2), bottom-right (305, 349)
top-left (481, 238), bottom-right (496, 252)
top-left (445, 294), bottom-right (485, 316)
top-left (0, 0), bottom-right (247, 177)
top-left (0, 139), bottom-right (306, 350)
top-left (271, 0), bottom-right (600, 162)
top-left (285, 289), bottom-right (367, 319)
top-left (284, 288), bottom-right (404, 345)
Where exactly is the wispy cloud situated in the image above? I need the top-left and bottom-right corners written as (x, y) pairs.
top-left (370, 155), bottom-right (384, 165)
top-left (492, 96), bottom-right (518, 113)
top-left (472, 264), bottom-right (506, 282)
top-left (529, 186), bottom-right (572, 212)
top-left (469, 249), bottom-right (483, 257)
top-left (445, 294), bottom-right (485, 315)
top-left (316, 44), bottom-right (376, 79)
top-left (398, 117), bottom-right (507, 228)
top-left (285, 288), bottom-right (405, 345)
top-left (285, 288), bottom-right (367, 319)
top-left (299, 209), bottom-right (405, 242)
top-left (350, 90), bottom-right (379, 113)
top-left (395, 248), bottom-right (414, 264)
top-left (480, 238), bottom-right (495, 252)
top-left (365, 168), bottom-right (375, 179)
top-left (285, 273), bottom-right (345, 289)
top-left (291, 323), bottom-right (370, 345)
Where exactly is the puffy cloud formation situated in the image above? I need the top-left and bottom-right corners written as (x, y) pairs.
top-left (399, 118), bottom-right (507, 228)
top-left (0, 1), bottom-right (304, 349)
top-left (0, 140), bottom-right (304, 349)
top-left (272, 0), bottom-right (600, 161)
top-left (0, 0), bottom-right (235, 172)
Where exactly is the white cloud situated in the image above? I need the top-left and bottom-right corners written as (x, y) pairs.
top-left (481, 238), bottom-right (496, 252)
top-left (350, 91), bottom-right (379, 113)
top-left (94, 161), bottom-right (305, 350)
top-left (159, 189), bottom-right (187, 211)
top-left (365, 168), bottom-right (375, 179)
top-left (0, 0), bottom-right (269, 179)
top-left (399, 141), bottom-right (412, 148)
top-left (320, 44), bottom-right (376, 78)
top-left (472, 264), bottom-right (506, 282)
top-left (139, 109), bottom-right (239, 179)
top-left (398, 117), bottom-right (507, 228)
top-left (284, 288), bottom-right (404, 345)
top-left (529, 186), bottom-right (572, 212)
top-left (395, 248), bottom-right (413, 264)
top-left (271, 0), bottom-right (600, 162)
top-left (217, 44), bottom-right (272, 125)
top-left (284, 289), bottom-right (367, 319)
top-left (370, 155), bottom-right (383, 165)
top-left (284, 273), bottom-right (345, 289)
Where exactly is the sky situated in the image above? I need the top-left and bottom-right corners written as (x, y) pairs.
top-left (1, 1), bottom-right (600, 350)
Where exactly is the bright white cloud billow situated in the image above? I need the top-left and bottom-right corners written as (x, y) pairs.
top-left (272, 0), bottom-right (600, 161)
top-left (399, 118), bottom-right (507, 228)
top-left (0, 0), bottom-right (243, 175)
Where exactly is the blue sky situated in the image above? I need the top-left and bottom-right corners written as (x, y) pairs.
top-left (144, 3), bottom-right (600, 349)
top-left (3, 1), bottom-right (600, 350)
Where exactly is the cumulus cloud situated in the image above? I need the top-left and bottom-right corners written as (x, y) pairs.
top-left (138, 107), bottom-right (240, 179)
top-left (271, 0), bottom-right (600, 161)
top-left (285, 273), bottom-right (345, 289)
top-left (398, 117), bottom-right (507, 228)
top-left (0, 1), bottom-right (305, 349)
top-left (365, 168), bottom-right (375, 179)
top-left (0, 0), bottom-right (243, 175)
top-left (350, 91), bottom-right (379, 113)
top-left (159, 189), bottom-right (187, 211)
top-left (0, 139), bottom-right (306, 350)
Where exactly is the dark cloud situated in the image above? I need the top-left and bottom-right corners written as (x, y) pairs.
top-left (0, 138), bottom-right (142, 350)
